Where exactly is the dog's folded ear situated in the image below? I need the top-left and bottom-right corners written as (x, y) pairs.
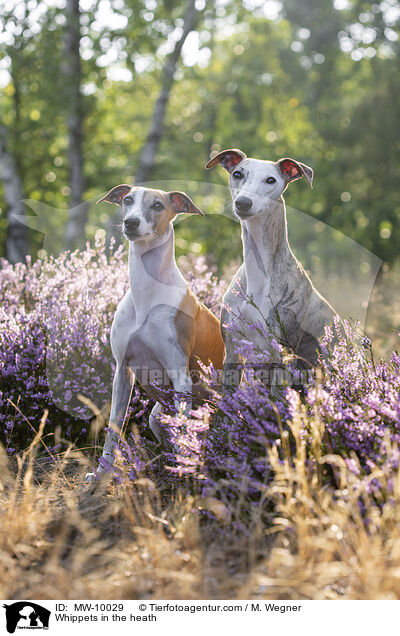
top-left (276, 158), bottom-right (313, 188)
top-left (97, 184), bottom-right (132, 205)
top-left (205, 148), bottom-right (246, 172)
top-left (168, 191), bottom-right (204, 216)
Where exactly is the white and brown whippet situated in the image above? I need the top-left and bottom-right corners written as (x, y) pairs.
top-left (86, 185), bottom-right (224, 481)
top-left (206, 148), bottom-right (337, 385)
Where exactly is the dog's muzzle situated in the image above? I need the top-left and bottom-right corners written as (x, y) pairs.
top-left (124, 217), bottom-right (141, 238)
top-left (235, 196), bottom-right (253, 218)
top-left (124, 217), bottom-right (140, 231)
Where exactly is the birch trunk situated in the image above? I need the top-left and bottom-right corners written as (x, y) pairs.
top-left (108, 0), bottom-right (199, 245)
top-left (63, 0), bottom-right (88, 249)
top-left (0, 121), bottom-right (28, 263)
top-left (134, 0), bottom-right (199, 184)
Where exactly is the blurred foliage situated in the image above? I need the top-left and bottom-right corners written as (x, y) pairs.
top-left (0, 0), bottom-right (399, 274)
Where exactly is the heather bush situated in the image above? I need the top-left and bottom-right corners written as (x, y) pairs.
top-left (0, 236), bottom-right (142, 452)
top-left (169, 311), bottom-right (400, 512)
top-left (0, 239), bottom-right (223, 456)
top-left (2, 240), bottom-right (400, 506)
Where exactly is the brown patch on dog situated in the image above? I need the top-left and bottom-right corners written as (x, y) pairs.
top-left (174, 289), bottom-right (225, 373)
top-left (139, 190), bottom-right (174, 236)
top-left (141, 188), bottom-right (201, 237)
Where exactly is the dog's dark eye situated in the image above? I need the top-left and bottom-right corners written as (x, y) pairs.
top-left (266, 177), bottom-right (276, 184)
top-left (123, 195), bottom-right (133, 204)
top-left (153, 201), bottom-right (164, 210)
top-left (232, 171), bottom-right (243, 180)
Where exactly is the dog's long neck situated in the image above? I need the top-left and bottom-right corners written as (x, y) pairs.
top-left (128, 225), bottom-right (185, 305)
top-left (241, 198), bottom-right (293, 295)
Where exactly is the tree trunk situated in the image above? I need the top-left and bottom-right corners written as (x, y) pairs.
top-left (107, 0), bottom-right (199, 246)
top-left (134, 0), bottom-right (199, 184)
top-left (0, 121), bottom-right (28, 263)
top-left (63, 0), bottom-right (88, 249)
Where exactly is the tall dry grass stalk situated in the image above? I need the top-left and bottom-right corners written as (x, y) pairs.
top-left (0, 413), bottom-right (232, 599)
top-left (243, 396), bottom-right (400, 599)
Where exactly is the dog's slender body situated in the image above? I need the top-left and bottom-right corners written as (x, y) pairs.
top-left (86, 186), bottom-right (224, 480)
top-left (206, 149), bottom-right (337, 381)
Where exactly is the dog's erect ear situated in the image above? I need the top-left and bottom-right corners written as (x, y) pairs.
top-left (168, 191), bottom-right (204, 216)
top-left (205, 148), bottom-right (247, 172)
top-left (96, 184), bottom-right (132, 205)
top-left (276, 158), bottom-right (313, 188)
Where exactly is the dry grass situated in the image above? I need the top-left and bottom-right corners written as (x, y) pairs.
top-left (0, 414), bottom-right (256, 600)
top-left (244, 404), bottom-right (400, 600)
top-left (2, 402), bottom-right (400, 601)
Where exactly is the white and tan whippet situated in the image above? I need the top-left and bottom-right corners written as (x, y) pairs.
top-left (86, 185), bottom-right (224, 481)
top-left (206, 148), bottom-right (337, 385)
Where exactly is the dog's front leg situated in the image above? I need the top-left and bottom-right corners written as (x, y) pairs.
top-left (149, 401), bottom-right (164, 443)
top-left (164, 368), bottom-right (192, 453)
top-left (220, 301), bottom-right (243, 390)
top-left (86, 362), bottom-right (134, 481)
top-left (222, 335), bottom-right (243, 390)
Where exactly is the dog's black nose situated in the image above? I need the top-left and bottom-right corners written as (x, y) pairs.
top-left (124, 217), bottom-right (140, 232)
top-left (235, 196), bottom-right (252, 213)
